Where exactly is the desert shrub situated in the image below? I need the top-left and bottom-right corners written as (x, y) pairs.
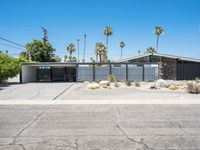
top-left (114, 82), bottom-right (119, 87)
top-left (168, 84), bottom-right (179, 90)
top-left (187, 81), bottom-right (200, 94)
top-left (108, 74), bottom-right (116, 82)
top-left (125, 80), bottom-right (132, 86)
top-left (134, 81), bottom-right (141, 87)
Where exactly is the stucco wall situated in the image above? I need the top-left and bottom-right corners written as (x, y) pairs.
top-left (22, 66), bottom-right (37, 83)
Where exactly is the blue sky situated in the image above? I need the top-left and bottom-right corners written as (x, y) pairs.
top-left (0, 0), bottom-right (200, 60)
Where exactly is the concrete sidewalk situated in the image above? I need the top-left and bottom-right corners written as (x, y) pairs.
top-left (1, 99), bottom-right (200, 105)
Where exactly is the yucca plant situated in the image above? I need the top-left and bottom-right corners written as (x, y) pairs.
top-left (135, 81), bottom-right (141, 87)
top-left (125, 80), bottom-right (132, 86)
top-left (108, 74), bottom-right (116, 82)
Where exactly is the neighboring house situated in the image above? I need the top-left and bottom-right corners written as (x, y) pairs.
top-left (117, 53), bottom-right (200, 80)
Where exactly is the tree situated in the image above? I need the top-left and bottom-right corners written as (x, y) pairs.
top-left (120, 41), bottom-right (126, 60)
top-left (0, 51), bottom-right (28, 83)
top-left (67, 43), bottom-right (76, 61)
top-left (53, 55), bottom-right (62, 62)
top-left (154, 26), bottom-right (164, 51)
top-left (64, 55), bottom-right (68, 62)
top-left (94, 42), bottom-right (107, 63)
top-left (104, 26), bottom-right (113, 49)
top-left (146, 47), bottom-right (157, 54)
top-left (19, 51), bottom-right (29, 60)
top-left (25, 40), bottom-right (55, 62)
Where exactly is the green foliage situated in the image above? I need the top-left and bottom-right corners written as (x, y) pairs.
top-left (67, 43), bottom-right (76, 61)
top-left (104, 26), bottom-right (113, 36)
top-left (108, 74), bottom-right (116, 82)
top-left (25, 40), bottom-right (55, 62)
top-left (53, 55), bottom-right (62, 62)
top-left (114, 82), bottom-right (119, 87)
top-left (94, 42), bottom-right (107, 62)
top-left (19, 51), bottom-right (29, 60)
top-left (146, 47), bottom-right (157, 54)
top-left (0, 51), bottom-right (28, 83)
top-left (125, 80), bottom-right (132, 86)
top-left (154, 26), bottom-right (164, 36)
top-left (134, 81), bottom-right (141, 87)
top-left (120, 41), bottom-right (125, 48)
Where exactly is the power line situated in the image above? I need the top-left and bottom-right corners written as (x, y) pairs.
top-left (0, 37), bottom-right (25, 47)
top-left (0, 43), bottom-right (24, 50)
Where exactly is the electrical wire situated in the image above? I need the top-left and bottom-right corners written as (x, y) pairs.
top-left (0, 37), bottom-right (25, 47)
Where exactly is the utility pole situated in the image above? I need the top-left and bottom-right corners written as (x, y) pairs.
top-left (77, 39), bottom-right (80, 62)
top-left (83, 34), bottom-right (86, 62)
top-left (41, 27), bottom-right (48, 45)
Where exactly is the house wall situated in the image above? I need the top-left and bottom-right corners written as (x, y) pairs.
top-left (160, 57), bottom-right (177, 80)
top-left (177, 61), bottom-right (200, 80)
top-left (126, 55), bottom-right (177, 80)
top-left (21, 66), bottom-right (37, 83)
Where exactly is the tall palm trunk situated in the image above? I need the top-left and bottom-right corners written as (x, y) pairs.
top-left (121, 47), bottom-right (123, 60)
top-left (70, 52), bottom-right (72, 61)
top-left (99, 54), bottom-right (102, 63)
top-left (156, 35), bottom-right (159, 51)
top-left (106, 36), bottom-right (108, 49)
top-left (83, 34), bottom-right (86, 62)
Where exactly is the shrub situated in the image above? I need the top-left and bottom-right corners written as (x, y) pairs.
top-left (125, 80), bottom-right (132, 86)
top-left (108, 74), bottom-right (116, 82)
top-left (187, 81), bottom-right (200, 94)
top-left (168, 84), bottom-right (179, 90)
top-left (0, 51), bottom-right (29, 83)
top-left (114, 82), bottom-right (119, 87)
top-left (134, 81), bottom-right (141, 87)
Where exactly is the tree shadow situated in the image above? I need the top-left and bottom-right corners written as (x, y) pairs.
top-left (0, 82), bottom-right (20, 90)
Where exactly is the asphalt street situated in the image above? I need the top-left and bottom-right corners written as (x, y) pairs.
top-left (0, 105), bottom-right (200, 150)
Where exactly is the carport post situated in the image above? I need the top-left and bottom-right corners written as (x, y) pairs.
top-left (109, 63), bottom-right (112, 75)
top-left (19, 70), bottom-right (22, 84)
top-left (142, 64), bottom-right (145, 81)
top-left (76, 64), bottom-right (79, 82)
top-left (126, 63), bottom-right (128, 81)
top-left (93, 64), bottom-right (95, 81)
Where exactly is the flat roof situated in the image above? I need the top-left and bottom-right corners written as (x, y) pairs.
top-left (21, 62), bottom-right (159, 66)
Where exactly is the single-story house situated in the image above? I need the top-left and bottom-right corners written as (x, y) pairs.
top-left (20, 62), bottom-right (159, 83)
top-left (117, 53), bottom-right (200, 80)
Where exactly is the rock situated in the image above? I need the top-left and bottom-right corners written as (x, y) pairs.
top-left (99, 80), bottom-right (110, 86)
top-left (150, 82), bottom-right (160, 89)
top-left (156, 79), bottom-right (168, 88)
top-left (87, 82), bottom-right (100, 90)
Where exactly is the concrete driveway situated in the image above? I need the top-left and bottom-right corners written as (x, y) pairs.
top-left (0, 105), bottom-right (200, 149)
top-left (0, 83), bottom-right (74, 100)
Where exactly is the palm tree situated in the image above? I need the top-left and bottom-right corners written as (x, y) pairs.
top-left (83, 34), bottom-right (86, 62)
top-left (94, 42), bottom-right (107, 63)
top-left (146, 47), bottom-right (157, 54)
top-left (120, 41), bottom-right (125, 60)
top-left (64, 55), bottom-right (68, 62)
top-left (67, 43), bottom-right (76, 61)
top-left (104, 26), bottom-right (113, 49)
top-left (154, 26), bottom-right (164, 51)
